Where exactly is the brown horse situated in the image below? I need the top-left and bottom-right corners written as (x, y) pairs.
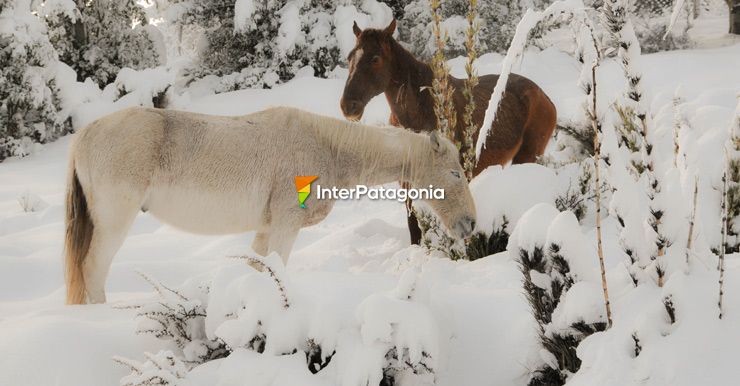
top-left (340, 19), bottom-right (556, 244)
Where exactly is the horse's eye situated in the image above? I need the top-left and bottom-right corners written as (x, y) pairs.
top-left (451, 170), bottom-right (461, 178)
top-left (370, 55), bottom-right (380, 64)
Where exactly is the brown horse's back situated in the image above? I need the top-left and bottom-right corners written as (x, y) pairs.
top-left (451, 73), bottom-right (556, 175)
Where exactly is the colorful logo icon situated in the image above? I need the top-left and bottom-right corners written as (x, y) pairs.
top-left (295, 176), bottom-right (318, 208)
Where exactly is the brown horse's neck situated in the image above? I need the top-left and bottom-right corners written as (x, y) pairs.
top-left (384, 41), bottom-right (437, 131)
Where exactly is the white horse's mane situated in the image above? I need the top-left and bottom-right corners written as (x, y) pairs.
top-left (270, 107), bottom-right (434, 182)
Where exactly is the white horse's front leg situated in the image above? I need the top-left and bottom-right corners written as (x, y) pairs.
top-left (251, 231), bottom-right (269, 256)
top-left (267, 222), bottom-right (300, 265)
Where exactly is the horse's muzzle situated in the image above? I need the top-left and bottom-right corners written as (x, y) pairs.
top-left (340, 99), bottom-right (364, 121)
top-left (453, 216), bottom-right (476, 239)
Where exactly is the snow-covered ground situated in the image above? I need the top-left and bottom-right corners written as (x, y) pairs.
top-left (1, 41), bottom-right (739, 386)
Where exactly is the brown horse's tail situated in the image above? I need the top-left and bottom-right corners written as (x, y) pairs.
top-left (64, 160), bottom-right (94, 304)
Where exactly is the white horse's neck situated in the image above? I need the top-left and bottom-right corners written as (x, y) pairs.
top-left (312, 118), bottom-right (431, 188)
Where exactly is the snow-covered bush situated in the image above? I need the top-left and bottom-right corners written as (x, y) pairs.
top-left (0, 0), bottom-right (71, 161)
top-left (114, 350), bottom-right (188, 386)
top-left (418, 206), bottom-right (466, 260)
top-left (116, 272), bottom-right (229, 366)
top-left (722, 102), bottom-right (740, 255)
top-left (510, 205), bottom-right (608, 385)
top-left (398, 0), bottom-right (550, 60)
top-left (630, 0), bottom-right (693, 53)
top-left (17, 190), bottom-right (48, 212)
top-left (118, 255), bottom-right (447, 385)
top-left (44, 0), bottom-right (162, 87)
top-left (553, 160), bottom-right (594, 221)
top-left (171, 0), bottom-right (391, 90)
top-left (113, 66), bottom-right (176, 108)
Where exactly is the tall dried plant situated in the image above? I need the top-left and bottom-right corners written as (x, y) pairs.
top-left (430, 0), bottom-right (457, 142)
top-left (577, 18), bottom-right (613, 328)
top-left (461, 0), bottom-right (480, 180)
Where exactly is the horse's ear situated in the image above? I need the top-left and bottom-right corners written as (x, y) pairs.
top-left (384, 18), bottom-right (397, 36)
top-left (353, 21), bottom-right (362, 37)
top-left (430, 131), bottom-right (442, 153)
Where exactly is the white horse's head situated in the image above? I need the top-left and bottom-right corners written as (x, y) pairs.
top-left (411, 132), bottom-right (477, 239)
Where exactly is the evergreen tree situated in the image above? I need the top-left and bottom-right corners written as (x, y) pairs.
top-left (45, 0), bottom-right (161, 87)
top-left (0, 0), bottom-right (71, 160)
top-left (399, 0), bottom-right (548, 60)
top-left (173, 0), bottom-right (373, 90)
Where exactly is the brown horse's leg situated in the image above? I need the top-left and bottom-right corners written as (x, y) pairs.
top-left (401, 181), bottom-right (422, 245)
top-left (512, 91), bottom-right (557, 165)
top-left (511, 135), bottom-right (540, 164)
top-left (473, 138), bottom-right (522, 176)
top-left (406, 199), bottom-right (422, 245)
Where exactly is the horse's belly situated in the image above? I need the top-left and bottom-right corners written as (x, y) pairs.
top-left (144, 186), bottom-right (264, 235)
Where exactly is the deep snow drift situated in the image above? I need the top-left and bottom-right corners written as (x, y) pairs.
top-left (1, 41), bottom-right (739, 385)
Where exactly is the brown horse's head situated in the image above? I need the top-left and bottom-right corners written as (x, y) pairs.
top-left (340, 19), bottom-right (397, 121)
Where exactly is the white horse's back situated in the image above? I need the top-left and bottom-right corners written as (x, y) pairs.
top-left (64, 106), bottom-right (476, 304)
top-left (73, 107), bottom-right (311, 234)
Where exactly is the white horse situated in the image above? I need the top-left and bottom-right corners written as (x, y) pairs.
top-left (64, 106), bottom-right (476, 304)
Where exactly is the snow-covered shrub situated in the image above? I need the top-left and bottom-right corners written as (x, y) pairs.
top-left (601, 0), bottom-right (673, 285)
top-left (119, 256), bottom-right (446, 385)
top-left (553, 160), bottom-right (594, 222)
top-left (722, 102), bottom-right (740, 254)
top-left (117, 272), bottom-right (229, 366)
top-left (406, 0), bottom-right (555, 60)
top-left (630, 0), bottom-right (693, 53)
top-left (113, 67), bottom-right (176, 108)
top-left (352, 267), bottom-right (438, 386)
top-left (555, 121), bottom-right (594, 157)
top-left (417, 206), bottom-right (465, 260)
top-left (172, 0), bottom-right (391, 89)
top-left (0, 0), bottom-right (71, 161)
top-left (398, 0), bottom-right (547, 60)
top-left (17, 190), bottom-right (48, 212)
top-left (510, 205), bottom-right (608, 386)
top-left (114, 350), bottom-right (189, 386)
top-left (45, 0), bottom-right (162, 87)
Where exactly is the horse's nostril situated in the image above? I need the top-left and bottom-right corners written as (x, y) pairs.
top-left (470, 219), bottom-right (476, 231)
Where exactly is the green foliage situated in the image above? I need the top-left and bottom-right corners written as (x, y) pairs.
top-left (418, 208), bottom-right (465, 260)
top-left (614, 103), bottom-right (644, 175)
top-left (518, 242), bottom-right (607, 386)
top-left (556, 123), bottom-right (594, 157)
top-left (555, 163), bottom-right (594, 222)
top-left (465, 218), bottom-right (510, 261)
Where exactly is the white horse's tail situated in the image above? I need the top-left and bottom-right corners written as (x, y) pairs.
top-left (64, 160), bottom-right (94, 304)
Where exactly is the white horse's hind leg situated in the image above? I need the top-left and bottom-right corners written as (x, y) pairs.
top-left (84, 192), bottom-right (141, 303)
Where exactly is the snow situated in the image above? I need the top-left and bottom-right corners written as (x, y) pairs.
top-left (277, 1), bottom-right (303, 56)
top-left (1, 21), bottom-right (740, 386)
top-left (234, 0), bottom-right (256, 33)
top-left (333, 1), bottom-right (394, 57)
